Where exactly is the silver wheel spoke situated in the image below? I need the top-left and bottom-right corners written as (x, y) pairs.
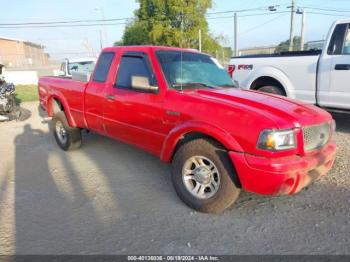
top-left (198, 185), bottom-right (206, 196)
top-left (208, 163), bottom-right (215, 171)
top-left (209, 184), bottom-right (215, 192)
top-left (192, 183), bottom-right (201, 194)
top-left (184, 174), bottom-right (194, 181)
top-left (183, 168), bottom-right (194, 175)
top-left (211, 176), bottom-right (218, 187)
top-left (197, 157), bottom-right (206, 167)
top-left (192, 158), bottom-right (201, 167)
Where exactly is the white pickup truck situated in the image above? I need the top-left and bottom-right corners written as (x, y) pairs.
top-left (57, 57), bottom-right (97, 78)
top-left (229, 19), bottom-right (350, 112)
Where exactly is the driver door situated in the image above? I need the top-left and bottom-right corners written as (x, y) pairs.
top-left (325, 23), bottom-right (350, 109)
top-left (103, 51), bottom-right (166, 155)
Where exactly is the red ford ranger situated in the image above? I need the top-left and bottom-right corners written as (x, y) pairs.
top-left (39, 46), bottom-right (336, 213)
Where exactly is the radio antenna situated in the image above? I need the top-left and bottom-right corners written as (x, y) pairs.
top-left (180, 3), bottom-right (184, 91)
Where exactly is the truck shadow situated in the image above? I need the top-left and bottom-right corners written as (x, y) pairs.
top-left (332, 112), bottom-right (350, 134)
top-left (9, 105), bottom-right (350, 254)
top-left (12, 115), bottom-right (185, 254)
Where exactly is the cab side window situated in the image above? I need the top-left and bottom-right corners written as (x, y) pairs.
top-left (93, 52), bottom-right (115, 83)
top-left (328, 23), bottom-right (350, 55)
top-left (342, 27), bottom-right (350, 54)
top-left (116, 54), bottom-right (155, 89)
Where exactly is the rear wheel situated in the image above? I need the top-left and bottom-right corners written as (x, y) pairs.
top-left (53, 111), bottom-right (81, 151)
top-left (257, 85), bottom-right (286, 96)
top-left (171, 138), bottom-right (240, 213)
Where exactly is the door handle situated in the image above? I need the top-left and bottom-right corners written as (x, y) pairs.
top-left (105, 94), bottom-right (115, 101)
top-left (335, 64), bottom-right (350, 70)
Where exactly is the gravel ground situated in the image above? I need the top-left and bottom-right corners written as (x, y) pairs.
top-left (0, 102), bottom-right (349, 255)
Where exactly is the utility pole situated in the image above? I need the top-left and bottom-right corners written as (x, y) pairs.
top-left (289, 0), bottom-right (295, 51)
top-left (99, 29), bottom-right (103, 50)
top-left (94, 7), bottom-right (108, 47)
top-left (198, 29), bottom-right (202, 52)
top-left (234, 12), bottom-right (238, 56)
top-left (300, 9), bottom-right (306, 51)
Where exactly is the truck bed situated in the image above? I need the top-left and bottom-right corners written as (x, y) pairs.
top-left (230, 51), bottom-right (321, 104)
top-left (232, 49), bottom-right (322, 59)
top-left (39, 76), bottom-right (87, 128)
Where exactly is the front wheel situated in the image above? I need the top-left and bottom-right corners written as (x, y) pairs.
top-left (171, 138), bottom-right (241, 213)
top-left (53, 111), bottom-right (82, 151)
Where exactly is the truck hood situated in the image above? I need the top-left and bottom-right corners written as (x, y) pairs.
top-left (189, 88), bottom-right (331, 129)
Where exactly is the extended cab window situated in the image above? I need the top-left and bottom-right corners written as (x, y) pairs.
top-left (116, 55), bottom-right (154, 89)
top-left (93, 52), bottom-right (115, 82)
top-left (343, 27), bottom-right (350, 54)
top-left (327, 23), bottom-right (348, 55)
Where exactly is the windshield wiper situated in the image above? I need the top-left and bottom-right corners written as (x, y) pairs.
top-left (172, 82), bottom-right (216, 90)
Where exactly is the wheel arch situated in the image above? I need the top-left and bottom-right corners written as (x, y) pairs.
top-left (250, 76), bottom-right (285, 93)
top-left (242, 66), bottom-right (295, 98)
top-left (163, 125), bottom-right (243, 188)
top-left (160, 121), bottom-right (243, 163)
top-left (47, 95), bottom-right (77, 127)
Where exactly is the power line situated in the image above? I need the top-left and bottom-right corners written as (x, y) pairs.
top-left (0, 22), bottom-right (127, 29)
top-left (240, 13), bottom-right (288, 36)
top-left (0, 10), bottom-right (292, 29)
top-left (0, 18), bottom-right (130, 26)
top-left (300, 6), bottom-right (350, 13)
top-left (307, 11), bottom-right (350, 17)
top-left (240, 11), bottom-right (290, 17)
top-left (207, 11), bottom-right (290, 20)
top-left (207, 6), bottom-right (273, 15)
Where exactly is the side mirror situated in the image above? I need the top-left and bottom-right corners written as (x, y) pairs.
top-left (71, 71), bottom-right (90, 82)
top-left (131, 76), bottom-right (158, 93)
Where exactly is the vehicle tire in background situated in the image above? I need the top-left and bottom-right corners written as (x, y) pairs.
top-left (171, 138), bottom-right (241, 213)
top-left (53, 111), bottom-right (81, 151)
top-left (6, 94), bottom-right (16, 112)
top-left (257, 85), bottom-right (286, 96)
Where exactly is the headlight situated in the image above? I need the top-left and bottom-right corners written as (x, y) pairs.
top-left (257, 129), bottom-right (296, 151)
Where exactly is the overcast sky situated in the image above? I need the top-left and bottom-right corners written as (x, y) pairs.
top-left (0, 0), bottom-right (349, 59)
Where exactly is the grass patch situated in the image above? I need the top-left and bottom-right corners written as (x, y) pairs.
top-left (14, 85), bottom-right (38, 104)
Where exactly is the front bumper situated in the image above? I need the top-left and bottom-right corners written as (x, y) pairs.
top-left (229, 142), bottom-right (336, 195)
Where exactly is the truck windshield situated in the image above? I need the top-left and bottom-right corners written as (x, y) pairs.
top-left (156, 50), bottom-right (236, 89)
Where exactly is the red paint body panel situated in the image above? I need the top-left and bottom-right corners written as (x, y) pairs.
top-left (38, 45), bottom-right (336, 195)
top-left (229, 141), bottom-right (336, 195)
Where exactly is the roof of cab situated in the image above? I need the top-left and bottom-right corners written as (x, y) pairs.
top-left (101, 45), bottom-right (200, 53)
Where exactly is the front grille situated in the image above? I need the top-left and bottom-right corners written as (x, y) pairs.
top-left (303, 123), bottom-right (330, 151)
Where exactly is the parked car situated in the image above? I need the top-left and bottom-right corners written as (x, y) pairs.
top-left (229, 18), bottom-right (350, 112)
top-left (57, 57), bottom-right (97, 77)
top-left (38, 46), bottom-right (336, 213)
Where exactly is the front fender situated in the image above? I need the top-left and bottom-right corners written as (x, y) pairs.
top-left (160, 120), bottom-right (243, 162)
top-left (242, 66), bottom-right (295, 98)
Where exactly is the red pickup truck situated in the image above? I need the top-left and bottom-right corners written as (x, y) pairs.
top-left (39, 46), bottom-right (336, 213)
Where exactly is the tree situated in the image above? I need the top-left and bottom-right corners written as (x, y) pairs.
top-left (118, 0), bottom-right (225, 57)
top-left (275, 36), bottom-right (302, 53)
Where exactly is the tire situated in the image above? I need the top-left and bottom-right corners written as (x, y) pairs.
top-left (6, 94), bottom-right (16, 113)
top-left (171, 138), bottom-right (241, 213)
top-left (257, 85), bottom-right (286, 96)
top-left (53, 111), bottom-right (82, 151)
